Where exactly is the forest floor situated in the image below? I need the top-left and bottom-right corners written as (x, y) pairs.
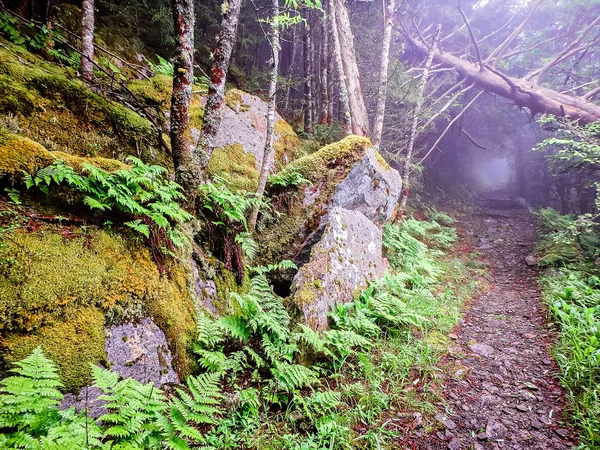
top-left (412, 196), bottom-right (576, 450)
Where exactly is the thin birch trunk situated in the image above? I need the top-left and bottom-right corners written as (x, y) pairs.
top-left (303, 18), bottom-right (313, 134)
top-left (329, 0), bottom-right (351, 135)
top-left (249, 0), bottom-right (280, 232)
top-left (334, 0), bottom-right (369, 136)
top-left (372, 0), bottom-right (395, 149)
top-left (81, 0), bottom-right (94, 80)
top-left (170, 0), bottom-right (197, 205)
top-left (193, 0), bottom-right (243, 174)
top-left (398, 26), bottom-right (441, 218)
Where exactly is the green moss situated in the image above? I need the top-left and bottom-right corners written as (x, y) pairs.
top-left (206, 143), bottom-right (259, 192)
top-left (189, 107), bottom-right (205, 129)
top-left (2, 307), bottom-right (106, 391)
top-left (224, 89), bottom-right (251, 113)
top-left (0, 131), bottom-right (126, 179)
top-left (0, 75), bottom-right (36, 114)
top-left (286, 135), bottom-right (371, 182)
top-left (0, 225), bottom-right (196, 382)
top-left (0, 41), bottom-right (164, 164)
top-left (274, 119), bottom-right (300, 167)
top-left (128, 74), bottom-right (173, 105)
top-left (295, 285), bottom-right (318, 307)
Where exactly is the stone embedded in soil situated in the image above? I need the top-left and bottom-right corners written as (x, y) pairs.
top-left (448, 438), bottom-right (462, 450)
top-left (469, 343), bottom-right (496, 357)
top-left (486, 419), bottom-right (508, 441)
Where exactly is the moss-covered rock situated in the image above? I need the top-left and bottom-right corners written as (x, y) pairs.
top-left (0, 131), bottom-right (126, 180)
top-left (256, 136), bottom-right (372, 264)
top-left (1, 307), bottom-right (106, 391)
top-left (206, 143), bottom-right (259, 191)
top-left (274, 119), bottom-right (301, 168)
top-left (0, 224), bottom-right (196, 390)
top-left (224, 89), bottom-right (251, 113)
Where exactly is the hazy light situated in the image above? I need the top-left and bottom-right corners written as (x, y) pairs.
top-left (473, 157), bottom-right (511, 190)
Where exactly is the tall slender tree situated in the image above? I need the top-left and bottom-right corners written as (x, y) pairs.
top-left (303, 17), bottom-right (313, 134)
top-left (249, 0), bottom-right (280, 232)
top-left (194, 0), bottom-right (244, 175)
top-left (81, 0), bottom-right (94, 80)
top-left (329, 0), bottom-right (352, 135)
top-left (320, 10), bottom-right (330, 123)
top-left (170, 0), bottom-right (198, 204)
top-left (372, 0), bottom-right (395, 149)
top-left (333, 0), bottom-right (369, 136)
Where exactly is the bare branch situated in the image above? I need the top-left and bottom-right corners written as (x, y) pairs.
top-left (583, 85), bottom-right (600, 101)
top-left (419, 90), bottom-right (485, 165)
top-left (421, 84), bottom-right (473, 130)
top-left (459, 126), bottom-right (487, 149)
top-left (458, 0), bottom-right (482, 68)
top-left (486, 0), bottom-right (544, 66)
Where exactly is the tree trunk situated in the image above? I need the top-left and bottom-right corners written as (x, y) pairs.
top-left (408, 35), bottom-right (600, 124)
top-left (320, 11), bottom-right (330, 124)
top-left (303, 18), bottom-right (313, 134)
top-left (333, 0), bottom-right (369, 136)
top-left (329, 0), bottom-right (352, 136)
top-left (284, 26), bottom-right (298, 112)
top-left (398, 26), bottom-right (441, 218)
top-left (193, 0), bottom-right (243, 173)
top-left (249, 0), bottom-right (280, 233)
top-left (170, 0), bottom-right (198, 206)
top-left (81, 0), bottom-right (94, 80)
top-left (372, 0), bottom-right (395, 149)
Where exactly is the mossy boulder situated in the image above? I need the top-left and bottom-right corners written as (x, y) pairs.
top-left (200, 90), bottom-right (300, 185)
top-left (206, 143), bottom-right (259, 191)
top-left (0, 224), bottom-right (196, 391)
top-left (256, 136), bottom-right (401, 265)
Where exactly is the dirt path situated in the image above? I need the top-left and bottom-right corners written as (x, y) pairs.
top-left (413, 198), bottom-right (575, 450)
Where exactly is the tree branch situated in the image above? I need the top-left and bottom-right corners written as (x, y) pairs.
top-left (419, 90), bottom-right (484, 165)
top-left (458, 0), bottom-right (482, 68)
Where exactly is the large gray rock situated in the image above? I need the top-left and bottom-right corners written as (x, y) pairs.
top-left (331, 147), bottom-right (401, 226)
top-left (62, 317), bottom-right (177, 416)
top-left (105, 317), bottom-right (179, 386)
top-left (292, 207), bottom-right (388, 330)
top-left (195, 89), bottom-right (298, 170)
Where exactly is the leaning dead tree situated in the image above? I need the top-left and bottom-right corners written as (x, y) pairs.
top-left (402, 4), bottom-right (600, 124)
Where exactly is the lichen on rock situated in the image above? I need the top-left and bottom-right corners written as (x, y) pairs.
top-left (291, 207), bottom-right (388, 330)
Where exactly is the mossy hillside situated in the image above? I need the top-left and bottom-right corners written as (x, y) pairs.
top-left (0, 131), bottom-right (126, 180)
top-left (0, 40), bottom-right (168, 166)
top-left (206, 143), bottom-right (259, 192)
top-left (256, 135), bottom-right (372, 263)
top-left (1, 307), bottom-right (106, 392)
top-left (0, 224), bottom-right (196, 390)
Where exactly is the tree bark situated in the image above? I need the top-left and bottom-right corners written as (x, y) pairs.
top-left (398, 26), bottom-right (440, 218)
top-left (81, 0), bottom-right (94, 80)
top-left (320, 13), bottom-right (330, 123)
top-left (329, 0), bottom-right (352, 136)
top-left (193, 0), bottom-right (243, 173)
top-left (408, 35), bottom-right (600, 124)
top-left (249, 0), bottom-right (280, 233)
top-left (284, 26), bottom-right (298, 112)
top-left (333, 0), bottom-right (369, 136)
top-left (170, 0), bottom-right (198, 205)
top-left (303, 17), bottom-right (313, 134)
top-left (372, 0), bottom-right (395, 149)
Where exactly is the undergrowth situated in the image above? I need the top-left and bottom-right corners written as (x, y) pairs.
top-left (0, 213), bottom-right (481, 449)
top-left (536, 208), bottom-right (600, 448)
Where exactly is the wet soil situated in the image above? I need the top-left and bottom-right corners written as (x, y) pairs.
top-left (412, 197), bottom-right (576, 450)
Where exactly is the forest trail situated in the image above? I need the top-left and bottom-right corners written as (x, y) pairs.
top-left (414, 197), bottom-right (575, 450)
